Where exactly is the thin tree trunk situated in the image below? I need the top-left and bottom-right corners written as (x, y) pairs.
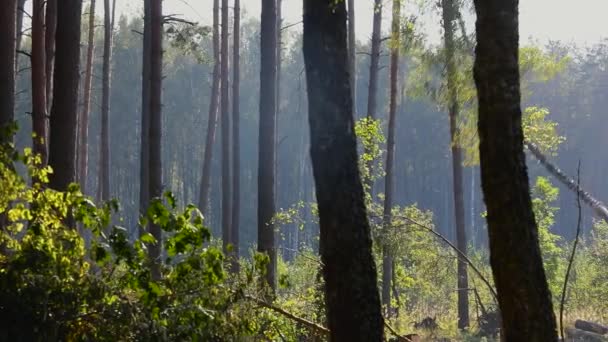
top-left (302, 0), bottom-right (384, 340)
top-left (139, 0), bottom-right (151, 236)
top-left (48, 0), bottom-right (82, 191)
top-left (525, 141), bottom-right (608, 223)
top-left (79, 0), bottom-right (96, 191)
top-left (45, 0), bottom-right (57, 112)
top-left (148, 0), bottom-right (163, 280)
top-left (98, 0), bottom-right (113, 202)
top-left (473, 0), bottom-right (558, 339)
top-left (230, 0), bottom-right (241, 272)
top-left (198, 0), bottom-right (221, 214)
top-left (220, 0), bottom-right (232, 257)
top-left (15, 0), bottom-right (26, 68)
top-left (275, 0), bottom-right (282, 212)
top-left (32, 0), bottom-right (47, 163)
top-left (382, 0), bottom-right (400, 315)
top-left (0, 0), bottom-right (17, 138)
top-left (441, 0), bottom-right (469, 329)
top-left (259, 0), bottom-right (277, 290)
top-left (348, 0), bottom-right (356, 110)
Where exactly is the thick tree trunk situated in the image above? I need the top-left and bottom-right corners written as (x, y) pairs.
top-left (302, 1), bottom-right (384, 340)
top-left (230, 0), bottom-right (241, 272)
top-left (0, 0), bottom-right (17, 138)
top-left (79, 0), bottom-right (96, 191)
top-left (258, 0), bottom-right (278, 290)
top-left (48, 0), bottom-right (82, 191)
top-left (525, 141), bottom-right (608, 223)
top-left (45, 0), bottom-right (57, 112)
top-left (441, 0), bottom-right (469, 329)
top-left (98, 0), bottom-right (113, 202)
top-left (148, 0), bottom-right (163, 280)
top-left (382, 0), bottom-right (401, 315)
top-left (472, 0), bottom-right (558, 340)
top-left (220, 0), bottom-right (232, 257)
top-left (198, 0), bottom-right (221, 215)
top-left (348, 0), bottom-right (356, 109)
top-left (139, 0), bottom-right (151, 236)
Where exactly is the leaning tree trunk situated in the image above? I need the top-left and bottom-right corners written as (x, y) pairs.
top-left (441, 0), bottom-right (469, 330)
top-left (348, 0), bottom-right (356, 109)
top-left (382, 0), bottom-right (400, 315)
top-left (198, 0), bottom-right (221, 214)
top-left (139, 0), bottom-right (151, 236)
top-left (525, 141), bottom-right (608, 223)
top-left (148, 0), bottom-right (163, 280)
top-left (230, 0), bottom-right (241, 272)
top-left (220, 0), bottom-right (232, 258)
top-left (0, 0), bottom-right (17, 139)
top-left (472, 0), bottom-right (558, 339)
top-left (302, 0), bottom-right (384, 340)
top-left (45, 0), bottom-right (57, 112)
top-left (79, 0), bottom-right (96, 191)
top-left (98, 0), bottom-right (113, 202)
top-left (258, 0), bottom-right (278, 291)
top-left (48, 0), bottom-right (82, 191)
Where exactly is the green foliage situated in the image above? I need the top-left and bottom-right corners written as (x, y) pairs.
top-left (355, 117), bottom-right (385, 193)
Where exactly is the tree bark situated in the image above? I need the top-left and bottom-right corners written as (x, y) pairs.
top-left (98, 0), bottom-right (113, 202)
top-left (79, 0), bottom-right (96, 191)
top-left (441, 0), bottom-right (469, 330)
top-left (48, 0), bottom-right (82, 191)
top-left (366, 0), bottom-right (382, 120)
top-left (302, 0), bottom-right (384, 340)
top-left (0, 0), bottom-right (17, 139)
top-left (15, 0), bottom-right (26, 68)
top-left (472, 0), bottom-right (558, 339)
top-left (220, 0), bottom-right (232, 258)
top-left (139, 0), bottom-right (151, 236)
top-left (45, 0), bottom-right (57, 113)
top-left (198, 0), bottom-right (221, 215)
top-left (258, 0), bottom-right (277, 290)
top-left (348, 0), bottom-right (356, 110)
top-left (32, 0), bottom-right (47, 163)
top-left (231, 0), bottom-right (241, 272)
top-left (148, 0), bottom-right (163, 280)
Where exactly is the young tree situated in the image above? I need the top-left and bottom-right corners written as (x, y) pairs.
top-left (472, 0), bottom-right (558, 339)
top-left (148, 0), bottom-right (164, 280)
top-left (259, 0), bottom-right (278, 290)
top-left (98, 0), bottom-right (114, 201)
top-left (382, 0), bottom-right (400, 314)
top-left (45, 0), bottom-right (57, 112)
top-left (198, 0), bottom-right (221, 214)
top-left (220, 0), bottom-right (232, 257)
top-left (48, 0), bottom-right (82, 191)
top-left (79, 0), bottom-right (96, 190)
top-left (0, 0), bottom-right (17, 138)
top-left (441, 0), bottom-right (469, 329)
top-left (230, 0), bottom-right (241, 271)
top-left (302, 0), bottom-right (384, 340)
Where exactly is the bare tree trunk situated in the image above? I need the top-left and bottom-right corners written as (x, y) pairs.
top-left (45, 0), bottom-right (57, 112)
top-left (303, 1), bottom-right (384, 340)
top-left (348, 0), bottom-right (356, 109)
top-left (0, 0), bottom-right (17, 139)
top-left (473, 0), bottom-right (558, 339)
top-left (98, 0), bottom-right (113, 202)
top-left (382, 0), bottom-right (400, 315)
top-left (15, 0), bottom-right (26, 68)
top-left (259, 0), bottom-right (278, 291)
top-left (48, 0), bottom-right (82, 191)
top-left (148, 0), bottom-right (163, 280)
top-left (32, 0), bottom-right (47, 163)
top-left (230, 0), bottom-right (241, 272)
top-left (275, 0), bottom-right (281, 213)
top-left (139, 0), bottom-right (151, 236)
top-left (441, 0), bottom-right (469, 329)
top-left (79, 0), bottom-right (96, 191)
top-left (220, 0), bottom-right (232, 257)
top-left (198, 0), bottom-right (221, 214)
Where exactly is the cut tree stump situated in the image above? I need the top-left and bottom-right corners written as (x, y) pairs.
top-left (576, 320), bottom-right (608, 335)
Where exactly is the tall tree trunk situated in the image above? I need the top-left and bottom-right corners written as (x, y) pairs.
top-left (198, 0), bottom-right (221, 214)
top-left (382, 0), bottom-right (400, 315)
top-left (348, 0), bottom-right (356, 109)
top-left (15, 0), bottom-right (26, 68)
top-left (48, 0), bottom-right (82, 191)
top-left (45, 0), bottom-right (57, 112)
top-left (32, 0), bottom-right (47, 163)
top-left (275, 0), bottom-right (281, 213)
top-left (98, 0), bottom-right (113, 202)
top-left (139, 0), bottom-right (152, 236)
top-left (302, 0), bottom-right (384, 340)
top-left (230, 0), bottom-right (241, 272)
top-left (259, 0), bottom-right (277, 290)
top-left (148, 0), bottom-right (163, 280)
top-left (79, 0), bottom-right (96, 191)
top-left (441, 0), bottom-right (469, 330)
top-left (525, 141), bottom-right (608, 223)
top-left (0, 0), bottom-right (17, 139)
top-left (220, 0), bottom-right (232, 257)
top-left (472, 0), bottom-right (558, 339)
